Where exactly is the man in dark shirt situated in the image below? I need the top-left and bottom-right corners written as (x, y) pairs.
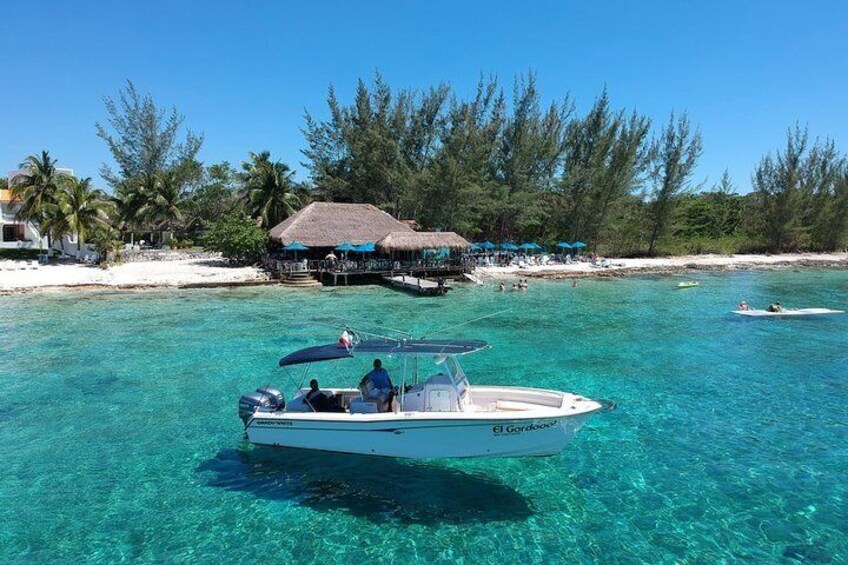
top-left (305, 379), bottom-right (326, 411)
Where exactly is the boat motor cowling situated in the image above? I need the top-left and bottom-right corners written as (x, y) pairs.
top-left (238, 387), bottom-right (285, 426)
top-left (255, 386), bottom-right (284, 408)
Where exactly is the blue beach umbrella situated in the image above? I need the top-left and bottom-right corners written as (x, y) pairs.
top-left (480, 241), bottom-right (497, 250)
top-left (470, 243), bottom-right (482, 252)
top-left (352, 242), bottom-right (375, 253)
top-left (571, 241), bottom-right (587, 249)
top-left (335, 241), bottom-right (357, 252)
top-left (283, 240), bottom-right (310, 261)
top-left (556, 242), bottom-right (572, 249)
top-left (500, 242), bottom-right (518, 251)
top-left (519, 242), bottom-right (542, 252)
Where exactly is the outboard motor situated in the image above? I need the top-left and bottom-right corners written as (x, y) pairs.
top-left (256, 386), bottom-right (284, 408)
top-left (238, 386), bottom-right (285, 426)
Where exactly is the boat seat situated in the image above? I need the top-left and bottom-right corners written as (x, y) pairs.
top-left (349, 399), bottom-right (379, 414)
top-left (495, 400), bottom-right (539, 412)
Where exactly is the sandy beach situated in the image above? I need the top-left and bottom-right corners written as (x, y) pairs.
top-left (476, 252), bottom-right (848, 280)
top-left (0, 256), bottom-right (270, 293)
top-left (1, 252), bottom-right (846, 293)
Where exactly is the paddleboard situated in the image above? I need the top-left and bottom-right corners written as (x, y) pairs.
top-left (732, 308), bottom-right (844, 317)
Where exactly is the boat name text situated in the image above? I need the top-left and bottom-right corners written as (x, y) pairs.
top-left (492, 420), bottom-right (557, 436)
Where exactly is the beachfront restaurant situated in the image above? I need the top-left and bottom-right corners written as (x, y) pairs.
top-left (267, 202), bottom-right (471, 285)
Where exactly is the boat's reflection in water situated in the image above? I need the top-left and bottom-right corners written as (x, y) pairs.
top-left (198, 445), bottom-right (534, 525)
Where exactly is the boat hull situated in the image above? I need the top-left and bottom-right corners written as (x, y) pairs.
top-left (246, 412), bottom-right (597, 459)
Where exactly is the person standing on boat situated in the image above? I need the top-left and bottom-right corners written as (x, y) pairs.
top-left (360, 359), bottom-right (395, 411)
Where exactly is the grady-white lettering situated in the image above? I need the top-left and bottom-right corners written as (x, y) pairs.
top-left (254, 420), bottom-right (293, 427)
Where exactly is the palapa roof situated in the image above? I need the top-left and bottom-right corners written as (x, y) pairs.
top-left (376, 231), bottom-right (471, 252)
top-left (268, 202), bottom-right (413, 247)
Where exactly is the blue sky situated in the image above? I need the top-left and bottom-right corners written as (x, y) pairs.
top-left (2, 1), bottom-right (846, 194)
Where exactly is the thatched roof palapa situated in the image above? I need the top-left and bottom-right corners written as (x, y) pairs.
top-left (268, 202), bottom-right (413, 247)
top-left (376, 231), bottom-right (471, 253)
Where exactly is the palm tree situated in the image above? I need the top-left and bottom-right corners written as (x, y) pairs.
top-left (39, 202), bottom-right (71, 254)
top-left (59, 177), bottom-right (114, 257)
top-left (135, 171), bottom-right (185, 245)
top-left (113, 177), bottom-right (150, 241)
top-left (9, 151), bottom-right (72, 252)
top-left (241, 151), bottom-right (301, 228)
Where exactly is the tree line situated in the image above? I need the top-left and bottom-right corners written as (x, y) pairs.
top-left (7, 76), bottom-right (848, 261)
top-left (9, 83), bottom-right (306, 260)
top-left (302, 73), bottom-right (847, 254)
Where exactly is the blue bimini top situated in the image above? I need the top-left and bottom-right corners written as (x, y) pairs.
top-left (278, 338), bottom-right (489, 367)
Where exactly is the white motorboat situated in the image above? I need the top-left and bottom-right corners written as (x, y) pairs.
top-left (732, 308), bottom-right (844, 317)
top-left (239, 335), bottom-right (602, 459)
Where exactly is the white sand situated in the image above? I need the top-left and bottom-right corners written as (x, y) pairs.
top-left (0, 256), bottom-right (270, 292)
top-left (1, 252), bottom-right (845, 292)
top-left (477, 252), bottom-right (848, 280)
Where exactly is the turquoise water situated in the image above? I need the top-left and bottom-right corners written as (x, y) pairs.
top-left (1, 270), bottom-right (847, 563)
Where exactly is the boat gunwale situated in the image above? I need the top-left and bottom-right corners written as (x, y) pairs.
top-left (249, 391), bottom-right (602, 425)
top-left (249, 408), bottom-right (600, 426)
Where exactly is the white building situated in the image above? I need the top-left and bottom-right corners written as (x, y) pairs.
top-left (2, 168), bottom-right (76, 251)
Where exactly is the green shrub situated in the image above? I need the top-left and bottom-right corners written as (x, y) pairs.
top-left (89, 226), bottom-right (123, 263)
top-left (203, 213), bottom-right (267, 265)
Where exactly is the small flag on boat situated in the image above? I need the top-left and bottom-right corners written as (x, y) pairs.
top-left (339, 330), bottom-right (352, 348)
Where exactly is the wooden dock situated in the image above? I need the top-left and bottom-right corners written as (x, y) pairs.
top-left (382, 274), bottom-right (451, 296)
